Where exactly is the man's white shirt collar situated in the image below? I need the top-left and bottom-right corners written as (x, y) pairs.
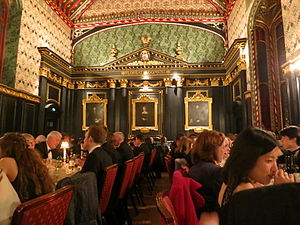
top-left (89, 144), bottom-right (101, 154)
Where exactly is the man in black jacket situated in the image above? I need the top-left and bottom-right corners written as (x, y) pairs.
top-left (81, 124), bottom-right (113, 194)
top-left (113, 131), bottom-right (134, 162)
top-left (36, 131), bottom-right (62, 159)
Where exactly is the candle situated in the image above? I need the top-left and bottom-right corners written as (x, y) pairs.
top-left (61, 141), bottom-right (69, 162)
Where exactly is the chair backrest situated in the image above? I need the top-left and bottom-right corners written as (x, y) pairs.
top-left (148, 148), bottom-right (157, 169)
top-left (127, 156), bottom-right (139, 189)
top-left (136, 153), bottom-right (145, 175)
top-left (156, 192), bottom-right (178, 225)
top-left (164, 156), bottom-right (173, 180)
top-left (118, 159), bottom-right (134, 199)
top-left (11, 185), bottom-right (73, 225)
top-left (99, 164), bottom-right (118, 213)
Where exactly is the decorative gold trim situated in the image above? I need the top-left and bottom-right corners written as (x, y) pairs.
top-left (129, 80), bottom-right (163, 88)
top-left (176, 78), bottom-right (185, 87)
top-left (186, 79), bottom-right (209, 86)
top-left (107, 80), bottom-right (117, 88)
top-left (210, 78), bottom-right (220, 86)
top-left (46, 83), bottom-right (61, 105)
top-left (164, 78), bottom-right (172, 87)
top-left (0, 83), bottom-right (40, 103)
top-left (119, 79), bottom-right (128, 88)
top-left (186, 90), bottom-right (208, 97)
top-left (132, 95), bottom-right (159, 131)
top-left (244, 91), bottom-right (251, 99)
top-left (82, 94), bottom-right (108, 130)
top-left (184, 93), bottom-right (213, 131)
top-left (75, 81), bottom-right (107, 89)
top-left (232, 79), bottom-right (242, 101)
top-left (86, 92), bottom-right (107, 99)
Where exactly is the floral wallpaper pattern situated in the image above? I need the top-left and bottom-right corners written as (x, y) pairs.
top-left (227, 0), bottom-right (253, 48)
top-left (281, 0), bottom-right (300, 60)
top-left (73, 24), bottom-right (225, 66)
top-left (80, 0), bottom-right (218, 20)
top-left (14, 0), bottom-right (72, 95)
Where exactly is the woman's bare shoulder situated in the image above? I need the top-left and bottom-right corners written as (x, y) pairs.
top-left (235, 182), bottom-right (255, 193)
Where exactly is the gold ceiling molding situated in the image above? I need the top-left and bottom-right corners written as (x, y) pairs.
top-left (0, 83), bottom-right (40, 103)
top-left (186, 79), bottom-right (209, 86)
top-left (129, 80), bottom-right (163, 88)
top-left (75, 81), bottom-right (107, 89)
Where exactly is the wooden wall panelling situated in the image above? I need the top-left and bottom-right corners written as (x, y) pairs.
top-left (20, 102), bottom-right (38, 135)
top-left (107, 88), bottom-right (116, 132)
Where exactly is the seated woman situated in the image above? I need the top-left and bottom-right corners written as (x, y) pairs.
top-left (173, 136), bottom-right (193, 170)
top-left (0, 133), bottom-right (54, 202)
top-left (188, 130), bottom-right (227, 213)
top-left (218, 127), bottom-right (294, 224)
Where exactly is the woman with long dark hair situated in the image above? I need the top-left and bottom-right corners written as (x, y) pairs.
top-left (0, 133), bottom-right (54, 202)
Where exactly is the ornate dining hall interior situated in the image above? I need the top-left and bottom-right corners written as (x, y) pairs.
top-left (0, 0), bottom-right (299, 138)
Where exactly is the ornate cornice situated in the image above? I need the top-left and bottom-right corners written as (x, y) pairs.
top-left (39, 65), bottom-right (74, 89)
top-left (0, 83), bottom-right (40, 103)
top-left (210, 78), bottom-right (220, 86)
top-left (107, 80), bottom-right (117, 88)
top-left (119, 79), bottom-right (128, 88)
top-left (186, 79), bottom-right (209, 86)
top-left (75, 81), bottom-right (107, 89)
top-left (129, 80), bottom-right (163, 88)
top-left (164, 78), bottom-right (172, 87)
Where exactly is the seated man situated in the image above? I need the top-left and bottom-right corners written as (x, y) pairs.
top-left (81, 124), bottom-right (113, 194)
top-left (113, 131), bottom-right (134, 162)
top-left (36, 131), bottom-right (62, 159)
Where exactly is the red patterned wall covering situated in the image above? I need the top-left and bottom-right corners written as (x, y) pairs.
top-left (0, 0), bottom-right (8, 81)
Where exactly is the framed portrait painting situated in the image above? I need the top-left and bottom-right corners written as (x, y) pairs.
top-left (82, 94), bottom-right (108, 130)
top-left (185, 92), bottom-right (212, 131)
top-left (132, 95), bottom-right (158, 131)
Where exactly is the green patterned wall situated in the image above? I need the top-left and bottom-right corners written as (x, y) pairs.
top-left (2, 1), bottom-right (22, 87)
top-left (73, 24), bottom-right (225, 66)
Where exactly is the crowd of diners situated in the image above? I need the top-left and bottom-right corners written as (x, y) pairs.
top-left (0, 124), bottom-right (300, 225)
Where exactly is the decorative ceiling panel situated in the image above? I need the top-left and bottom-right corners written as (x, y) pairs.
top-left (79, 0), bottom-right (221, 21)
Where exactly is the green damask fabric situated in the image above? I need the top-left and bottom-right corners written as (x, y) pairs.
top-left (73, 24), bottom-right (225, 66)
top-left (2, 1), bottom-right (22, 87)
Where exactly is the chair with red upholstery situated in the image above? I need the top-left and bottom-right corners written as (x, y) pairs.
top-left (156, 191), bottom-right (178, 225)
top-left (118, 159), bottom-right (134, 225)
top-left (164, 155), bottom-right (173, 181)
top-left (11, 185), bottom-right (73, 225)
top-left (99, 164), bottom-right (118, 214)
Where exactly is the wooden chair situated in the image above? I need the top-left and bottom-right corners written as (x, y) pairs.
top-left (99, 164), bottom-right (118, 213)
top-left (11, 185), bottom-right (73, 225)
top-left (156, 191), bottom-right (178, 225)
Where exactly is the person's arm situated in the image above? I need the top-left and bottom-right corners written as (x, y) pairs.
top-left (0, 158), bottom-right (18, 182)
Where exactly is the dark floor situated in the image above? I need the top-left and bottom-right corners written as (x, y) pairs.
top-left (128, 172), bottom-right (171, 225)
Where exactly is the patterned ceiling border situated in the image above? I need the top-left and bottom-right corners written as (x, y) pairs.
top-left (0, 83), bottom-right (40, 103)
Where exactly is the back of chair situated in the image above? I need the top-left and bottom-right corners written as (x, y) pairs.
top-left (148, 148), bottom-right (157, 169)
top-left (99, 164), bottom-right (118, 213)
top-left (118, 159), bottom-right (134, 199)
top-left (156, 192), bottom-right (178, 225)
top-left (136, 153), bottom-right (145, 175)
top-left (11, 185), bottom-right (73, 225)
top-left (164, 156), bottom-right (173, 180)
top-left (127, 156), bottom-right (139, 189)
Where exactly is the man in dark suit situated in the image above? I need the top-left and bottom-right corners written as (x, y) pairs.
top-left (113, 131), bottom-right (134, 162)
top-left (81, 124), bottom-right (113, 194)
top-left (36, 131), bottom-right (62, 159)
top-left (278, 126), bottom-right (300, 172)
top-left (133, 134), bottom-right (151, 172)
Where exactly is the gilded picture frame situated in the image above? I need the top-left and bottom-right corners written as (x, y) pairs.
top-left (132, 95), bottom-right (159, 131)
top-left (184, 92), bottom-right (213, 132)
top-left (82, 94), bottom-right (108, 130)
top-left (232, 79), bottom-right (242, 101)
top-left (46, 83), bottom-right (61, 105)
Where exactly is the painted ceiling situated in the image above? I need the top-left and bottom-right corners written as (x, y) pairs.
top-left (45, 0), bottom-right (235, 25)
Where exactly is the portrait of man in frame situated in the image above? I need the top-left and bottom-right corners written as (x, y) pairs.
top-left (82, 94), bottom-right (108, 130)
